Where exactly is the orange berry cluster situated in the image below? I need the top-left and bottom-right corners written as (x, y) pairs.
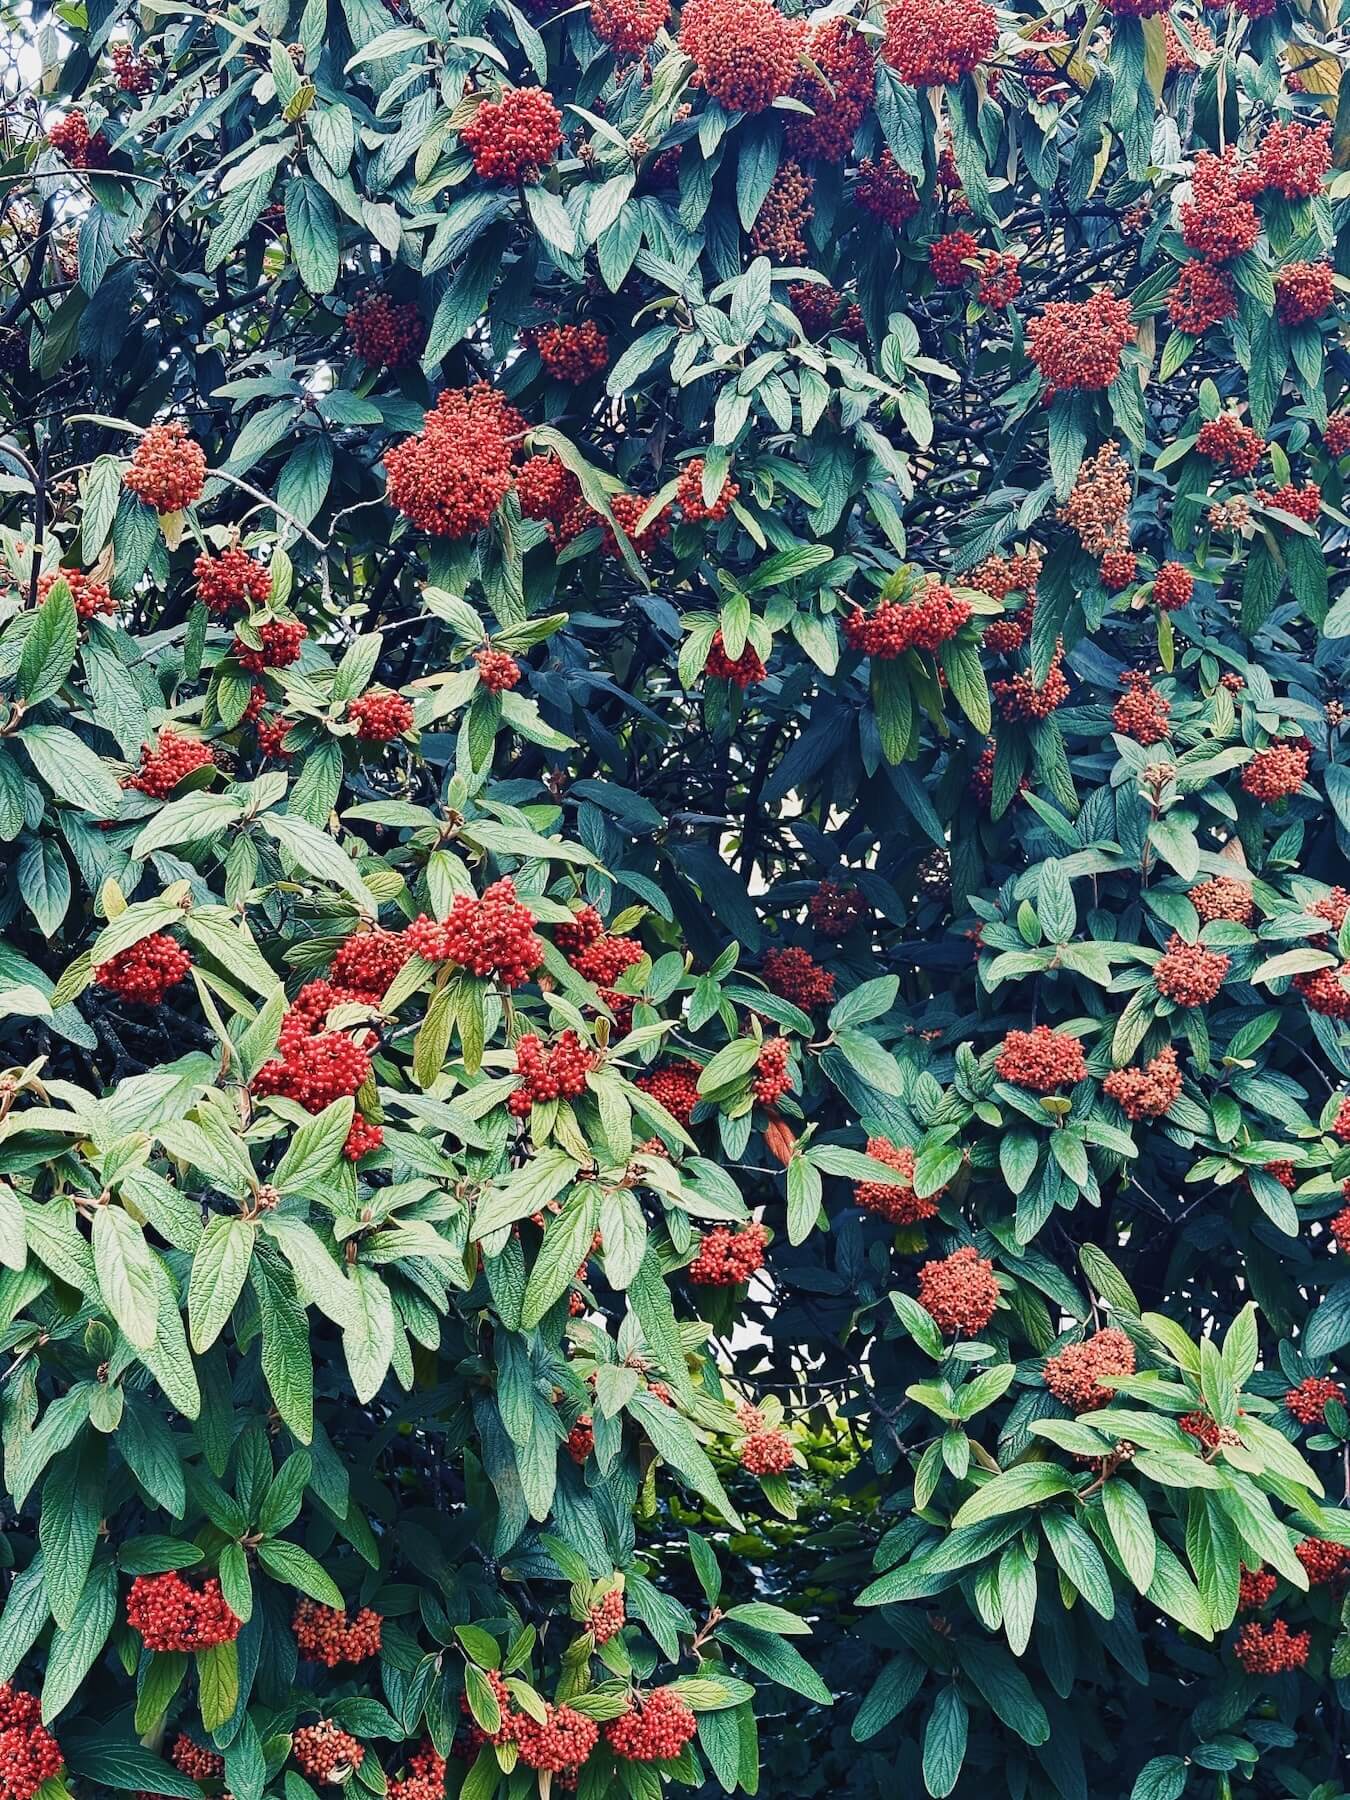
top-left (705, 629), bottom-right (765, 688)
top-left (600, 492), bottom-right (670, 560)
top-left (1275, 260), bottom-right (1334, 327)
top-left (385, 383), bottom-right (522, 539)
top-left (917, 1246), bottom-right (999, 1335)
top-left (587, 1588), bottom-right (626, 1644)
top-left (739, 1425), bottom-right (794, 1474)
top-left (809, 881), bottom-right (866, 935)
top-left (880, 0), bottom-right (996, 86)
top-left (1100, 550), bottom-right (1138, 591)
top-left (473, 647), bottom-right (521, 692)
top-left (126, 729), bottom-right (213, 797)
top-left (535, 320), bottom-right (609, 382)
top-left (995, 1024), bottom-right (1087, 1091)
top-left (1233, 1618), bottom-right (1310, 1674)
top-left (1103, 1045), bottom-right (1182, 1121)
top-left (1113, 671), bottom-right (1171, 745)
top-left (348, 690), bottom-right (413, 742)
top-left (292, 1599), bottom-right (383, 1667)
top-left (1152, 561), bottom-right (1194, 611)
top-left (762, 945), bottom-right (835, 1009)
top-left (854, 153), bottom-right (920, 226)
top-left (94, 932), bottom-right (192, 1004)
top-left (1043, 1327), bottom-right (1136, 1410)
top-left (678, 458), bottom-right (738, 523)
top-left (47, 110), bottom-right (109, 168)
top-left (292, 1721), bottom-right (364, 1782)
top-left (38, 566), bottom-right (114, 620)
top-left (1293, 963), bottom-right (1350, 1019)
top-left (508, 1030), bottom-right (596, 1116)
top-left (853, 1138), bottom-right (939, 1225)
top-left (1027, 293), bottom-right (1134, 391)
top-left (194, 546), bottom-right (271, 615)
top-left (513, 1703), bottom-right (600, 1774)
top-left (1168, 262), bottom-right (1237, 334)
top-left (461, 86), bottom-right (563, 182)
top-left (234, 619), bottom-right (306, 673)
top-left (589, 0), bottom-right (668, 55)
top-left (1196, 413), bottom-right (1265, 474)
top-left (1155, 935), bottom-right (1229, 1007)
top-left (678, 0), bottom-right (802, 115)
top-left (689, 1221), bottom-right (768, 1285)
top-left (1180, 151), bottom-right (1260, 264)
top-left (0, 1687), bottom-right (62, 1800)
top-left (605, 1688), bottom-right (697, 1762)
top-left (1240, 739), bottom-right (1310, 801)
top-left (406, 878), bottom-right (544, 987)
top-left (1284, 1376), bottom-right (1346, 1424)
top-left (993, 646), bottom-right (1070, 720)
top-left (387, 1741), bottom-right (444, 1800)
top-left (347, 293), bottom-right (425, 368)
top-left (1161, 16), bottom-right (1214, 72)
top-left (126, 1573), bottom-right (241, 1651)
top-left (1254, 118), bottom-right (1330, 197)
top-left (787, 19), bottom-right (874, 164)
top-left (635, 1059), bottom-right (701, 1126)
top-left (123, 422), bottom-right (207, 512)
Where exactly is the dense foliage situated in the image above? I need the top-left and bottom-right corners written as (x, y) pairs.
top-left (3, 0), bottom-right (1350, 1795)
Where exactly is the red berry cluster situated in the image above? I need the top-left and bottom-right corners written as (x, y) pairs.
top-left (292, 1721), bottom-right (365, 1782)
top-left (1152, 562), bottom-right (1194, 611)
top-left (110, 40), bottom-right (154, 92)
top-left (1255, 118), bottom-right (1330, 197)
top-left (1188, 874), bottom-right (1253, 926)
top-left (253, 980), bottom-right (373, 1110)
top-left (0, 1686), bottom-right (62, 1800)
top-left (635, 1059), bottom-right (701, 1126)
top-left (171, 1737), bottom-right (223, 1781)
top-left (508, 1031), bottom-right (596, 1115)
top-left (588, 1588), bottom-right (626, 1643)
top-left (1284, 1376), bottom-right (1346, 1424)
top-left (1102, 1045), bottom-right (1182, 1121)
top-left (1241, 740), bottom-right (1310, 801)
top-left (705, 629), bottom-right (765, 688)
top-left (589, 0), bottom-right (668, 55)
top-left (1294, 962), bottom-right (1350, 1018)
top-left (348, 293), bottom-right (425, 368)
top-left (854, 1138), bottom-right (939, 1224)
top-left (38, 566), bottom-right (114, 621)
top-left (788, 282), bottom-right (863, 341)
top-left (606, 1688), bottom-right (697, 1762)
top-left (689, 1221), bottom-right (768, 1285)
top-left (1330, 1202), bottom-right (1350, 1253)
top-left (739, 1425), bottom-right (794, 1474)
top-left (388, 1742), bottom-right (445, 1800)
top-left (976, 250), bottom-right (1022, 309)
top-left (194, 545), bottom-right (271, 615)
top-left (747, 159), bottom-right (816, 260)
top-left (1100, 550), bottom-right (1138, 591)
top-left (516, 454), bottom-right (585, 543)
top-left (123, 422), bottom-right (207, 512)
top-left (1101, 0), bottom-right (1168, 13)
top-left (677, 458), bottom-right (738, 523)
top-left (601, 492), bottom-right (670, 560)
top-left (1196, 414), bottom-right (1265, 474)
top-left (534, 320), bottom-right (609, 382)
top-left (917, 1245), bottom-right (999, 1335)
top-left (513, 1704), bottom-right (600, 1774)
top-left (1043, 1328), bottom-right (1136, 1410)
top-left (1027, 293), bottom-right (1134, 391)
top-left (1323, 415), bottom-right (1350, 458)
top-left (854, 153), bottom-right (920, 226)
top-left (406, 879), bottom-right (544, 987)
top-left (1112, 671), bottom-right (1171, 746)
top-left (126, 1573), bottom-right (241, 1651)
top-left (47, 110), bottom-right (109, 168)
top-left (94, 932), bottom-right (192, 1004)
top-left (458, 1670), bottom-right (513, 1749)
top-left (1180, 151), bottom-right (1260, 264)
top-left (566, 1415), bottom-right (594, 1463)
top-left (348, 690), bottom-right (414, 743)
top-left (859, 583), bottom-right (974, 657)
top-left (1168, 262), bottom-right (1237, 333)
top-left (752, 1038), bottom-right (791, 1107)
top-left (474, 647), bottom-right (521, 692)
top-left (1161, 15), bottom-right (1214, 72)
top-left (992, 648), bottom-right (1070, 721)
top-left (1180, 1411), bottom-right (1239, 1450)
top-left (787, 19), bottom-right (874, 164)
top-left (234, 619), bottom-right (306, 673)
top-left (330, 927), bottom-right (413, 1000)
top-left (930, 229), bottom-right (979, 287)
top-left (461, 87), bottom-right (563, 182)
top-left (126, 729), bottom-right (213, 797)
top-left (385, 383), bottom-right (522, 538)
top-left (1276, 260), bottom-right (1335, 327)
top-left (809, 881), bottom-right (866, 935)
top-left (678, 0), bottom-right (803, 115)
top-left (1238, 1567), bottom-right (1277, 1612)
top-left (343, 1115), bottom-right (384, 1161)
top-left (995, 1025), bottom-right (1087, 1091)
top-left (292, 1599), bottom-right (383, 1667)
top-left (881, 0), bottom-right (996, 86)
top-left (1154, 934), bottom-right (1229, 1007)
top-left (762, 945), bottom-right (835, 1009)
top-left (1233, 1618), bottom-right (1310, 1674)
top-left (568, 929), bottom-right (643, 990)
top-left (1261, 481), bottom-right (1322, 523)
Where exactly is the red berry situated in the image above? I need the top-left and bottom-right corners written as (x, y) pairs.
top-left (94, 933), bottom-right (193, 1004)
top-left (123, 423), bottom-right (207, 512)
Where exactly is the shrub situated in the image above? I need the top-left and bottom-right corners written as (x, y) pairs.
top-left (1, 1), bottom-right (1350, 1798)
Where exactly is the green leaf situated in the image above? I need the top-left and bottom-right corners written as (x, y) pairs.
top-left (921, 1686), bottom-right (968, 1799)
top-left (256, 1539), bottom-right (343, 1606)
top-left (92, 1206), bottom-right (161, 1350)
top-left (284, 176), bottom-right (339, 295)
top-left (196, 1640), bottom-right (239, 1733)
top-left (41, 1557), bottom-right (116, 1723)
top-left (951, 1463), bottom-right (1077, 1528)
top-left (188, 1216), bottom-right (255, 1353)
top-left (17, 579), bottom-right (77, 705)
top-left (1102, 1479), bottom-right (1157, 1592)
top-left (1040, 1510), bottom-right (1115, 1618)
